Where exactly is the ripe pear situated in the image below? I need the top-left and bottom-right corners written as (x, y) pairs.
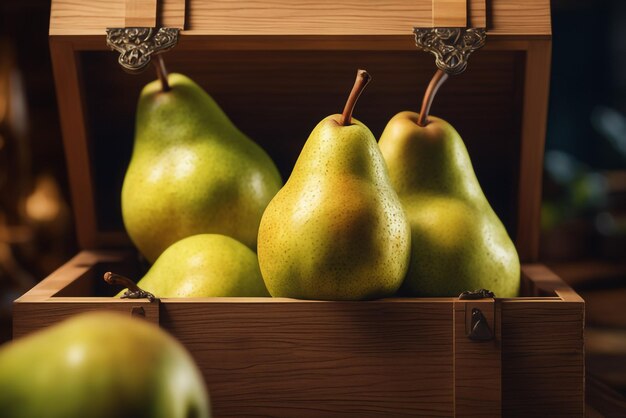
top-left (116, 234), bottom-right (269, 297)
top-left (378, 112), bottom-right (520, 297)
top-left (257, 70), bottom-right (410, 300)
top-left (122, 73), bottom-right (282, 262)
top-left (0, 312), bottom-right (210, 418)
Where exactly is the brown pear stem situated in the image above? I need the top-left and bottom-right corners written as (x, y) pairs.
top-left (153, 55), bottom-right (171, 92)
top-left (103, 272), bottom-right (158, 302)
top-left (417, 69), bottom-right (449, 127)
top-left (338, 69), bottom-right (372, 126)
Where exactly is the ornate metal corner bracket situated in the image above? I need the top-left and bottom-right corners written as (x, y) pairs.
top-left (105, 27), bottom-right (180, 73)
top-left (413, 27), bottom-right (486, 75)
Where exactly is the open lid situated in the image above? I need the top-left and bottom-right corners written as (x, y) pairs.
top-left (49, 0), bottom-right (551, 262)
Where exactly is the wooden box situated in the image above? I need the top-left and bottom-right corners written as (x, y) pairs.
top-left (15, 0), bottom-right (584, 417)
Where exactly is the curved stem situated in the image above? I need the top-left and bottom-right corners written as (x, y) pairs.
top-left (153, 55), bottom-right (171, 92)
top-left (103, 272), bottom-right (158, 302)
top-left (338, 69), bottom-right (372, 126)
top-left (103, 272), bottom-right (140, 291)
top-left (417, 69), bottom-right (449, 127)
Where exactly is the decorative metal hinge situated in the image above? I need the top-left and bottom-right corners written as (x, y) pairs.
top-left (413, 27), bottom-right (486, 75)
top-left (105, 27), bottom-right (179, 73)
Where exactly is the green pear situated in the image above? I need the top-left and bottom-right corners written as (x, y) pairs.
top-left (0, 311), bottom-right (210, 418)
top-left (378, 112), bottom-right (520, 297)
top-left (122, 73), bottom-right (282, 263)
top-left (257, 70), bottom-right (410, 300)
top-left (117, 234), bottom-right (269, 297)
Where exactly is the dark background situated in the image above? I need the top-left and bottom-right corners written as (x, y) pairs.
top-left (1, 0), bottom-right (625, 407)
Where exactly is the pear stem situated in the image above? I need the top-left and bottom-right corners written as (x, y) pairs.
top-left (338, 69), bottom-right (372, 126)
top-left (417, 69), bottom-right (449, 127)
top-left (153, 55), bottom-right (171, 92)
top-left (103, 272), bottom-right (158, 302)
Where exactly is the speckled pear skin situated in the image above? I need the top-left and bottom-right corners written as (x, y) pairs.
top-left (119, 234), bottom-right (269, 297)
top-left (378, 112), bottom-right (520, 297)
top-left (257, 116), bottom-right (411, 300)
top-left (122, 74), bottom-right (282, 263)
top-left (0, 312), bottom-right (211, 418)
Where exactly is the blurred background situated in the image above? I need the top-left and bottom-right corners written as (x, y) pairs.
top-left (0, 0), bottom-right (625, 411)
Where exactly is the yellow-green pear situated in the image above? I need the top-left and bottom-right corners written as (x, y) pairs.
top-left (258, 70), bottom-right (411, 300)
top-left (122, 73), bottom-right (282, 262)
top-left (0, 312), bottom-right (210, 418)
top-left (379, 111), bottom-right (520, 297)
top-left (116, 234), bottom-right (269, 297)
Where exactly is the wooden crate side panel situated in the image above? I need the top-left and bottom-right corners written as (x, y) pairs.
top-left (454, 299), bottom-right (501, 417)
top-left (13, 301), bottom-right (159, 339)
top-left (161, 301), bottom-right (454, 418)
top-left (501, 301), bottom-right (584, 417)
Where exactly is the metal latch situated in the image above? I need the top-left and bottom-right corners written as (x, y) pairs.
top-left (458, 289), bottom-right (495, 341)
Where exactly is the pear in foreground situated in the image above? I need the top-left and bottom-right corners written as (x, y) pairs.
top-left (379, 112), bottom-right (520, 297)
top-left (122, 73), bottom-right (282, 262)
top-left (117, 234), bottom-right (269, 298)
top-left (0, 312), bottom-right (210, 418)
top-left (258, 70), bottom-right (411, 300)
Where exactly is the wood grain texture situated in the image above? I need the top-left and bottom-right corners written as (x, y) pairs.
top-left (49, 0), bottom-right (550, 36)
top-left (521, 264), bottom-right (584, 303)
top-left (159, 0), bottom-right (185, 28)
top-left (515, 39), bottom-right (552, 262)
top-left (433, 0), bottom-right (467, 27)
top-left (15, 250), bottom-right (129, 302)
top-left (49, 39), bottom-right (98, 252)
top-left (503, 266), bottom-right (584, 417)
top-left (124, 0), bottom-right (156, 27)
top-left (161, 300), bottom-right (454, 418)
top-left (13, 253), bottom-right (583, 417)
top-left (469, 0), bottom-right (486, 28)
top-left (13, 301), bottom-right (160, 338)
top-left (454, 299), bottom-right (501, 417)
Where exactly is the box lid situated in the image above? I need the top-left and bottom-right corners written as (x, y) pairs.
top-left (49, 0), bottom-right (551, 262)
top-left (50, 0), bottom-right (551, 37)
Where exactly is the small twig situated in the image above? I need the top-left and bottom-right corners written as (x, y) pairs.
top-left (338, 69), bottom-right (372, 126)
top-left (152, 55), bottom-right (171, 92)
top-left (417, 69), bottom-right (449, 127)
top-left (103, 272), bottom-right (158, 302)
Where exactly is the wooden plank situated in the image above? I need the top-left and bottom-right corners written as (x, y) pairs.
top-left (501, 299), bottom-right (584, 416)
top-left (13, 301), bottom-right (160, 339)
top-left (515, 39), bottom-right (552, 262)
top-left (125, 0), bottom-right (157, 27)
top-left (160, 0), bottom-right (186, 29)
top-left (468, 0), bottom-right (486, 28)
top-left (12, 259), bottom-right (583, 415)
top-left (432, 0), bottom-right (467, 27)
top-left (161, 300), bottom-right (454, 417)
top-left (454, 299), bottom-right (501, 417)
top-left (522, 264), bottom-right (584, 302)
top-left (50, 34), bottom-right (548, 51)
top-left (49, 0), bottom-right (551, 36)
top-left (16, 250), bottom-right (132, 302)
top-left (49, 38), bottom-right (98, 252)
